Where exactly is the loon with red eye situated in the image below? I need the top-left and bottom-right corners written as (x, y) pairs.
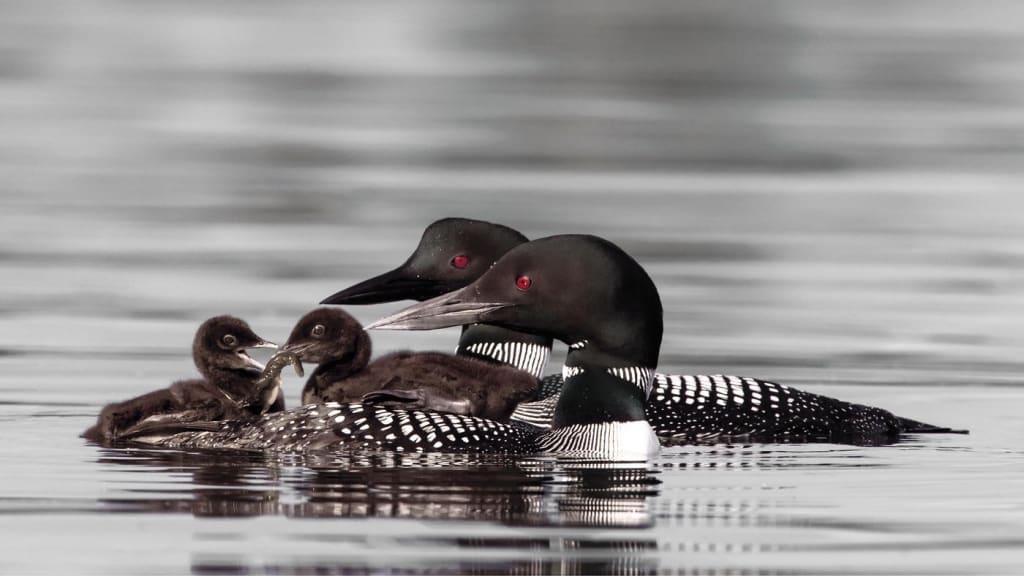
top-left (322, 219), bottom-right (966, 441)
top-left (451, 254), bottom-right (469, 269)
top-left (515, 275), bottom-right (532, 291)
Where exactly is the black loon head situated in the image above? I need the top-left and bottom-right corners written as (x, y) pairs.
top-left (368, 235), bottom-right (663, 369)
top-left (192, 316), bottom-right (276, 377)
top-left (279, 307), bottom-right (372, 370)
top-left (321, 218), bottom-right (529, 305)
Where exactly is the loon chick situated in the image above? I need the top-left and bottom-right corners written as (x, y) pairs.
top-left (140, 235), bottom-right (666, 458)
top-left (81, 316), bottom-right (282, 442)
top-left (282, 308), bottom-right (538, 421)
top-left (321, 218), bottom-right (554, 380)
top-left (321, 218), bottom-right (964, 441)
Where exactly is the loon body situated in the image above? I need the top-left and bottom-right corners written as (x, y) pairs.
top-left (322, 218), bottom-right (964, 442)
top-left (283, 307), bottom-right (537, 421)
top-left (140, 235), bottom-right (666, 459)
top-left (82, 316), bottom-right (282, 442)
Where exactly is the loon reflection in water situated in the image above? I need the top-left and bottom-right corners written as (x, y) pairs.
top-left (95, 447), bottom-right (658, 528)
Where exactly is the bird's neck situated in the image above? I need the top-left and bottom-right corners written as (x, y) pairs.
top-left (550, 343), bottom-right (653, 429)
top-left (306, 333), bottom-right (372, 399)
top-left (308, 356), bottom-right (364, 397)
top-left (455, 324), bottom-right (552, 379)
top-left (203, 365), bottom-right (262, 404)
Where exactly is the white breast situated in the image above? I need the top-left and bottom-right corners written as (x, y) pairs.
top-left (535, 420), bottom-right (660, 460)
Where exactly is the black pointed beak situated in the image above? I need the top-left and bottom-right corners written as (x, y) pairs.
top-left (365, 286), bottom-right (512, 331)
top-left (321, 265), bottom-right (459, 305)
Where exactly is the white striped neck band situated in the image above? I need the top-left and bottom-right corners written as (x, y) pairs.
top-left (561, 365), bottom-right (655, 397)
top-left (460, 341), bottom-right (551, 379)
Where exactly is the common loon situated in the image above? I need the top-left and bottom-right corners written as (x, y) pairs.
top-left (321, 218), bottom-right (965, 441)
top-left (136, 235), bottom-right (668, 459)
top-left (281, 307), bottom-right (537, 421)
top-left (82, 316), bottom-right (284, 441)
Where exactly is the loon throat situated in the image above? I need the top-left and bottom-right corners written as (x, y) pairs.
top-left (458, 341), bottom-right (551, 379)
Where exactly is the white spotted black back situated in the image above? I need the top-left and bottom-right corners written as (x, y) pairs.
top-left (510, 372), bottom-right (904, 442)
top-left (152, 402), bottom-right (537, 454)
top-left (646, 374), bottom-right (901, 442)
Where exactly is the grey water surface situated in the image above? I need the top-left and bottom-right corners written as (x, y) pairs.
top-left (2, 0), bottom-right (1024, 574)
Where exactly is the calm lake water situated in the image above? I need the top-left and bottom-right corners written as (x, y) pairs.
top-left (3, 0), bottom-right (1024, 574)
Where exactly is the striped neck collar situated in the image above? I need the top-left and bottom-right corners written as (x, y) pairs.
top-left (455, 325), bottom-right (552, 379)
top-left (562, 364), bottom-right (655, 398)
top-left (457, 341), bottom-right (550, 379)
top-left (553, 345), bottom-right (653, 430)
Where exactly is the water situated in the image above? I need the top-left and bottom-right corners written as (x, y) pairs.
top-left (2, 0), bottom-right (1024, 573)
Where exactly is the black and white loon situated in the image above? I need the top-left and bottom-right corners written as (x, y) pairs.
top-left (138, 235), bottom-right (671, 458)
top-left (82, 315), bottom-right (284, 442)
top-left (321, 218), bottom-right (964, 442)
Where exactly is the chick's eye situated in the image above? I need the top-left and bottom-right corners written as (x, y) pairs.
top-left (311, 324), bottom-right (326, 337)
top-left (222, 334), bottom-right (238, 347)
top-left (451, 254), bottom-right (469, 269)
top-left (515, 275), bottom-right (532, 291)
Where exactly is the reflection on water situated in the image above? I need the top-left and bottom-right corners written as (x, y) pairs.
top-left (94, 449), bottom-right (663, 575)
top-left (96, 448), bottom-right (659, 527)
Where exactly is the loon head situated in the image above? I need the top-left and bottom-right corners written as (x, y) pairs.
top-left (279, 307), bottom-right (372, 369)
top-left (368, 234), bottom-right (663, 368)
top-left (192, 315), bottom-right (276, 376)
top-left (321, 218), bottom-right (528, 305)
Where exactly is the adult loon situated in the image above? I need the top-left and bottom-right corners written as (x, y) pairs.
top-left (82, 316), bottom-right (284, 441)
top-left (138, 235), bottom-right (669, 458)
top-left (281, 307), bottom-right (537, 421)
top-left (320, 218), bottom-right (964, 441)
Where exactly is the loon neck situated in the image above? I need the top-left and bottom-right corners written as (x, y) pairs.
top-left (550, 345), bottom-right (653, 430)
top-left (455, 324), bottom-right (552, 379)
top-left (203, 366), bottom-right (261, 402)
top-left (307, 360), bottom-right (366, 399)
top-left (305, 332), bottom-right (372, 399)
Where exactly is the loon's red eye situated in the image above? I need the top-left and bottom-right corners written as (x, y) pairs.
top-left (515, 275), bottom-right (532, 291)
top-left (451, 254), bottom-right (469, 269)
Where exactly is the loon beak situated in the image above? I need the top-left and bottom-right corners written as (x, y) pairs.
top-left (321, 266), bottom-right (458, 305)
top-left (238, 340), bottom-right (276, 372)
top-left (366, 286), bottom-right (511, 331)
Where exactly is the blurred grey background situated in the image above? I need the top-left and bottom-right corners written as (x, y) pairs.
top-left (2, 0), bottom-right (1023, 392)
